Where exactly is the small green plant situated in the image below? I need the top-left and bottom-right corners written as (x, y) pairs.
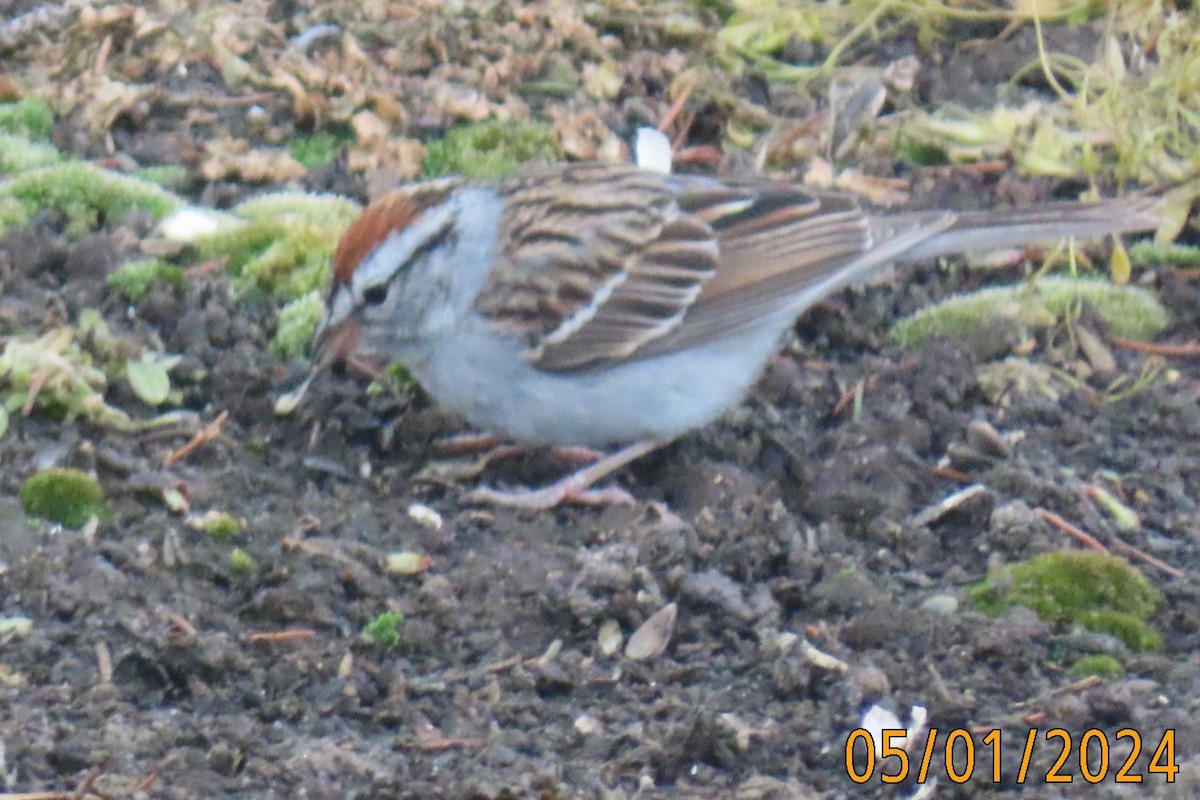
top-left (423, 119), bottom-right (556, 179)
top-left (19, 468), bottom-right (107, 528)
top-left (362, 611), bottom-right (404, 648)
top-left (970, 550), bottom-right (1163, 651)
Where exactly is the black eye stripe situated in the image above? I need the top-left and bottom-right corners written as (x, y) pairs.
top-left (362, 284), bottom-right (388, 306)
top-left (357, 219), bottom-right (456, 308)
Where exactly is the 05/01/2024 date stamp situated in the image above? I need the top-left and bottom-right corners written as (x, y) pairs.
top-left (845, 727), bottom-right (1178, 785)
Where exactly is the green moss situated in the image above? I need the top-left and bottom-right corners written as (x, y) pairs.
top-left (287, 131), bottom-right (352, 170)
top-left (19, 467), bottom-right (107, 528)
top-left (422, 119), bottom-right (556, 179)
top-left (0, 133), bottom-right (62, 173)
top-left (1067, 653), bottom-right (1124, 679)
top-left (362, 611), bottom-right (403, 648)
top-left (193, 192), bottom-right (360, 300)
top-left (889, 277), bottom-right (1170, 349)
top-left (187, 510), bottom-right (246, 539)
top-left (1129, 241), bottom-right (1200, 269)
top-left (228, 547), bottom-right (258, 572)
top-left (0, 162), bottom-right (184, 237)
top-left (134, 164), bottom-right (190, 192)
top-left (0, 97), bottom-right (54, 139)
top-left (969, 550), bottom-right (1162, 652)
top-left (107, 258), bottom-right (187, 301)
top-left (272, 290), bottom-right (325, 358)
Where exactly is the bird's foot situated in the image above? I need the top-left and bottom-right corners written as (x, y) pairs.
top-left (461, 440), bottom-right (660, 510)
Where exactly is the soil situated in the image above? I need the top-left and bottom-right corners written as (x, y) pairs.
top-left (2, 3), bottom-right (1199, 799)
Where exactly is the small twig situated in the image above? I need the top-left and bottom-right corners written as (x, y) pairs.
top-left (95, 641), bottom-right (112, 684)
top-left (657, 81), bottom-right (694, 134)
top-left (1108, 538), bottom-right (1186, 580)
top-left (931, 465), bottom-right (973, 483)
top-left (1110, 337), bottom-right (1200, 357)
top-left (672, 145), bottom-right (722, 165)
top-left (1035, 508), bottom-right (1108, 552)
top-left (670, 109), bottom-right (697, 150)
top-left (22, 365), bottom-right (51, 415)
top-left (92, 33), bottom-right (112, 77)
top-left (1037, 507), bottom-right (1184, 579)
top-left (247, 629), bottom-right (319, 644)
top-left (163, 410), bottom-right (229, 467)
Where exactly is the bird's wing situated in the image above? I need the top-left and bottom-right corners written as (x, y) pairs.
top-left (475, 166), bottom-right (953, 371)
top-left (474, 165), bottom-right (720, 370)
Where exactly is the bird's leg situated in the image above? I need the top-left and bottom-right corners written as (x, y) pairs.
top-left (462, 440), bottom-right (662, 510)
top-left (423, 437), bottom-right (603, 484)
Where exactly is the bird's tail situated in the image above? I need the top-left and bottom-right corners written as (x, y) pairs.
top-left (897, 194), bottom-right (1163, 263)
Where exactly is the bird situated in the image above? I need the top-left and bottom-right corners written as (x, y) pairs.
top-left (288, 163), bottom-right (1161, 509)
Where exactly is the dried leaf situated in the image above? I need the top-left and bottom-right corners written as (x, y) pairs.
top-left (625, 602), bottom-right (677, 661)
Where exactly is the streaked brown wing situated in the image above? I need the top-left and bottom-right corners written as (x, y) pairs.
top-left (476, 166), bottom-right (948, 371)
top-left (474, 165), bottom-right (722, 370)
top-left (645, 183), bottom-right (955, 355)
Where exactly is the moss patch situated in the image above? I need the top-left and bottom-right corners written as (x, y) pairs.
top-left (191, 192), bottom-right (361, 300)
top-left (0, 97), bottom-right (54, 139)
top-left (107, 258), bottom-right (187, 301)
top-left (0, 133), bottom-right (62, 173)
top-left (362, 611), bottom-right (403, 648)
top-left (970, 550), bottom-right (1163, 652)
top-left (272, 290), bottom-right (325, 359)
top-left (19, 467), bottom-right (107, 528)
top-left (422, 119), bottom-right (556, 179)
top-left (287, 131), bottom-right (353, 170)
top-left (888, 277), bottom-right (1170, 349)
top-left (0, 161), bottom-right (184, 236)
top-left (1067, 654), bottom-right (1125, 679)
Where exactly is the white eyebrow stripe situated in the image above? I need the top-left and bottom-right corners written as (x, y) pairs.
top-left (352, 202), bottom-right (459, 297)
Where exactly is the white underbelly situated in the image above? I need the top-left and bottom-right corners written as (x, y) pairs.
top-left (419, 313), bottom-right (790, 447)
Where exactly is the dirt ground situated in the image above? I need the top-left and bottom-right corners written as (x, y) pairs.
top-left (2, 2), bottom-right (1199, 798)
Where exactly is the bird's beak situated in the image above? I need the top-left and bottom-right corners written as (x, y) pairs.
top-left (274, 316), bottom-right (361, 415)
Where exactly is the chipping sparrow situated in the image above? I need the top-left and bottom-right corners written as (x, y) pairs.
top-left (294, 164), bottom-right (1160, 508)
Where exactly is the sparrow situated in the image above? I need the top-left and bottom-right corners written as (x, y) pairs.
top-left (291, 164), bottom-right (1161, 508)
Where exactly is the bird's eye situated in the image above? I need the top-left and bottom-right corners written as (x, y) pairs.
top-left (362, 284), bottom-right (388, 306)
